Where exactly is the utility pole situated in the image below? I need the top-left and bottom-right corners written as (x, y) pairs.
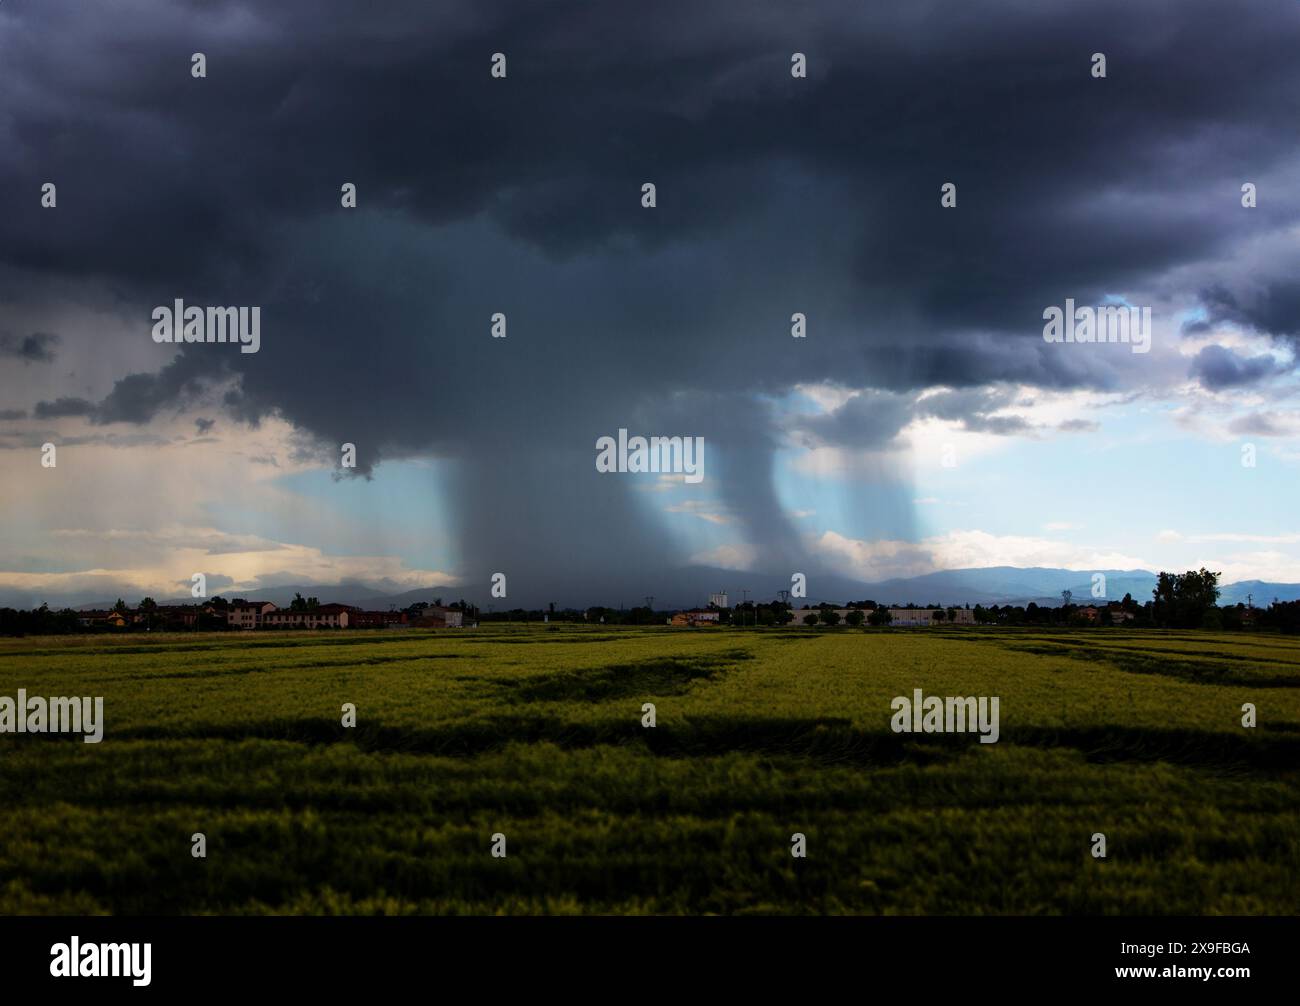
top-left (645, 596), bottom-right (654, 611)
top-left (741, 588), bottom-right (750, 628)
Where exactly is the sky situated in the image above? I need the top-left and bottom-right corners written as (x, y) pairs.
top-left (1, 0), bottom-right (1298, 608)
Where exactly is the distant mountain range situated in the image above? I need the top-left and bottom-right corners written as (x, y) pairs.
top-left (854, 567), bottom-right (1299, 607)
top-left (20, 566), bottom-right (1297, 613)
top-left (855, 566), bottom-right (1161, 607)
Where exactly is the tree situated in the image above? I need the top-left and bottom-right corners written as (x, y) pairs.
top-left (1258, 599), bottom-right (1300, 634)
top-left (868, 608), bottom-right (892, 626)
top-left (802, 612), bottom-right (818, 626)
top-left (820, 609), bottom-right (841, 626)
top-left (1152, 568), bottom-right (1221, 628)
top-left (931, 609), bottom-right (945, 623)
top-left (288, 593), bottom-right (321, 612)
top-left (845, 609), bottom-right (865, 627)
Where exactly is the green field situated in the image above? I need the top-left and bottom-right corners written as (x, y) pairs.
top-left (1, 626), bottom-right (1297, 915)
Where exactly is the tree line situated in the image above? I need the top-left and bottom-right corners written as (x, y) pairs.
top-left (3, 569), bottom-right (1299, 635)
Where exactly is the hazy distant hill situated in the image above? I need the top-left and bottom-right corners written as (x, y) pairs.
top-left (853, 567), bottom-right (1163, 607)
top-left (1217, 579), bottom-right (1300, 606)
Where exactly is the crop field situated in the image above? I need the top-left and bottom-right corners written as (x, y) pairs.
top-left (1, 626), bottom-right (1297, 915)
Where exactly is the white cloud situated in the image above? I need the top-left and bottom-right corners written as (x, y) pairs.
top-left (1192, 551), bottom-right (1300, 584)
top-left (0, 532), bottom-right (456, 601)
top-left (1186, 532), bottom-right (1300, 545)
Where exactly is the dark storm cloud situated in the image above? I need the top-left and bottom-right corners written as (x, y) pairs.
top-left (4, 0), bottom-right (1300, 600)
top-left (799, 386), bottom-right (1039, 447)
top-left (33, 397), bottom-right (95, 419)
top-left (0, 332), bottom-right (59, 363)
top-left (93, 352), bottom-right (220, 424)
top-left (1189, 282), bottom-right (1300, 343)
top-left (1189, 344), bottom-right (1282, 390)
top-left (796, 391), bottom-right (914, 450)
top-left (31, 352), bottom-right (220, 424)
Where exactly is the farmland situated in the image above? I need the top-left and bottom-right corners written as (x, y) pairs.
top-left (1, 626), bottom-right (1297, 915)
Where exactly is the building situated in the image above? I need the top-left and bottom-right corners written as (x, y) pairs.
top-left (261, 604), bottom-right (353, 629)
top-left (671, 609), bottom-right (720, 626)
top-left (78, 610), bottom-right (127, 628)
top-left (708, 593), bottom-right (728, 609)
top-left (883, 607), bottom-right (976, 626)
top-left (409, 606), bottom-right (464, 628)
top-left (146, 604), bottom-right (217, 628)
top-left (350, 610), bottom-right (408, 629)
top-left (229, 600), bottom-right (277, 630)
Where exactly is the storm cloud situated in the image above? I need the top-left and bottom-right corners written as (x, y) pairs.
top-left (3, 0), bottom-right (1299, 601)
top-left (0, 332), bottom-right (59, 363)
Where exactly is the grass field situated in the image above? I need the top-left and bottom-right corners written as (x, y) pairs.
top-left (1, 625), bottom-right (1297, 915)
